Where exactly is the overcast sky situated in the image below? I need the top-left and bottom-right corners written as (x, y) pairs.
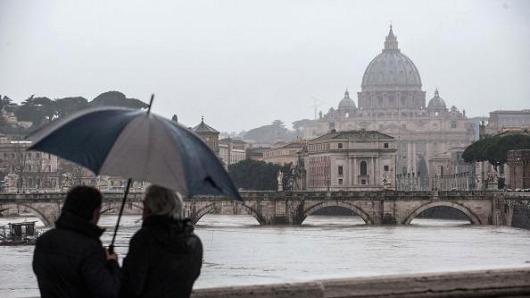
top-left (1, 0), bottom-right (529, 132)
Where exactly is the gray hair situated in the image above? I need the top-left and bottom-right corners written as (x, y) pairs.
top-left (144, 185), bottom-right (184, 220)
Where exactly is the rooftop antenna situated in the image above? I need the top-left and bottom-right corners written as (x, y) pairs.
top-left (310, 96), bottom-right (323, 120)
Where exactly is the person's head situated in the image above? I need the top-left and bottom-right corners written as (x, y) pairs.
top-left (62, 186), bottom-right (102, 224)
top-left (143, 185), bottom-right (183, 220)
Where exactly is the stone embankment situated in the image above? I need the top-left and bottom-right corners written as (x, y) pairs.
top-left (192, 267), bottom-right (530, 298)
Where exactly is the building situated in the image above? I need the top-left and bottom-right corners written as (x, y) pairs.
top-left (428, 146), bottom-right (476, 191)
top-left (245, 147), bottom-right (270, 161)
top-left (193, 117), bottom-right (220, 154)
top-left (263, 141), bottom-right (305, 165)
top-left (507, 149), bottom-right (530, 189)
top-left (296, 26), bottom-right (475, 189)
top-left (486, 110), bottom-right (530, 135)
top-left (302, 129), bottom-right (397, 191)
top-left (219, 138), bottom-right (247, 166)
top-left (0, 138), bottom-right (60, 192)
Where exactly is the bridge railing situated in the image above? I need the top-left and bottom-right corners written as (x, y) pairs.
top-left (1, 190), bottom-right (527, 202)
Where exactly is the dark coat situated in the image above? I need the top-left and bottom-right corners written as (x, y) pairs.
top-left (32, 212), bottom-right (120, 298)
top-left (120, 216), bottom-right (203, 298)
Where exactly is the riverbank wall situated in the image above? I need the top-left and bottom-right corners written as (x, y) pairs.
top-left (192, 267), bottom-right (530, 298)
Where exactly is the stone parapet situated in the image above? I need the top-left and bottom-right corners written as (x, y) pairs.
top-left (192, 267), bottom-right (530, 298)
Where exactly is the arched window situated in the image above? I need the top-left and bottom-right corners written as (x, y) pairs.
top-left (360, 161), bottom-right (367, 176)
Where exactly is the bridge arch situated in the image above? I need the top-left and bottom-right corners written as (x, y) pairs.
top-left (190, 202), bottom-right (265, 225)
top-left (99, 201), bottom-right (143, 215)
top-left (0, 203), bottom-right (57, 227)
top-left (302, 201), bottom-right (374, 224)
top-left (403, 201), bottom-right (481, 225)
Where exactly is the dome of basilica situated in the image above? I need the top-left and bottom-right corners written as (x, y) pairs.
top-left (427, 89), bottom-right (447, 110)
top-left (338, 89), bottom-right (356, 111)
top-left (361, 26), bottom-right (422, 91)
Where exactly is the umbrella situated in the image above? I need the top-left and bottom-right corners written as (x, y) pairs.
top-left (27, 95), bottom-right (241, 251)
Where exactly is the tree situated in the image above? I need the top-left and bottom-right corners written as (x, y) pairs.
top-left (292, 119), bottom-right (313, 131)
top-left (463, 133), bottom-right (530, 168)
top-left (15, 96), bottom-right (57, 127)
top-left (462, 136), bottom-right (497, 163)
top-left (0, 95), bottom-right (13, 112)
top-left (228, 159), bottom-right (282, 190)
top-left (243, 120), bottom-right (296, 144)
top-left (55, 97), bottom-right (89, 118)
top-left (90, 91), bottom-right (149, 109)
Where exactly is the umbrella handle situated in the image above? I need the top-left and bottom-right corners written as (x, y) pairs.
top-left (108, 178), bottom-right (133, 254)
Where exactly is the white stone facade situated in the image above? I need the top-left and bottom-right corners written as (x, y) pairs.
top-left (303, 130), bottom-right (397, 191)
top-left (297, 27), bottom-right (475, 189)
top-left (219, 138), bottom-right (248, 167)
top-left (263, 141), bottom-right (305, 166)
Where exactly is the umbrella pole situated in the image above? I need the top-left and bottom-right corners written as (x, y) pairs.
top-left (109, 178), bottom-right (132, 254)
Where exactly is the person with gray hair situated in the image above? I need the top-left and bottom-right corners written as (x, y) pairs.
top-left (120, 185), bottom-right (203, 298)
top-left (142, 185), bottom-right (184, 220)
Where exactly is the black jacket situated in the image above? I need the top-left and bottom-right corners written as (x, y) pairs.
top-left (33, 212), bottom-right (120, 298)
top-left (120, 216), bottom-right (203, 298)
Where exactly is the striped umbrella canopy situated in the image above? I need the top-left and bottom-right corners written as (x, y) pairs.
top-left (27, 100), bottom-right (240, 249)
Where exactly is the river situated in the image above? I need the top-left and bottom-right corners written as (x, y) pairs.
top-left (1, 214), bottom-right (530, 297)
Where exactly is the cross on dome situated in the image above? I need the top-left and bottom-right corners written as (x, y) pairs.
top-left (384, 25), bottom-right (399, 51)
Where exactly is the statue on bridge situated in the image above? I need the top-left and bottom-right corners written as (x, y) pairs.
top-left (277, 170), bottom-right (283, 191)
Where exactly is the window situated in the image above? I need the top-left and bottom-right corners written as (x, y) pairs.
top-left (338, 143), bottom-right (343, 149)
top-left (338, 179), bottom-right (343, 185)
top-left (338, 166), bottom-right (343, 176)
top-left (384, 165), bottom-right (389, 171)
top-left (360, 161), bottom-right (367, 176)
top-left (384, 143), bottom-right (389, 148)
top-left (450, 121), bottom-right (457, 128)
top-left (361, 179), bottom-right (366, 185)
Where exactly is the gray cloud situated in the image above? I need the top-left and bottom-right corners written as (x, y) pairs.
top-left (0, 0), bottom-right (529, 132)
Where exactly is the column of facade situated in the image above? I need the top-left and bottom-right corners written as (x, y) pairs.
top-left (348, 156), bottom-right (353, 187)
top-left (374, 156), bottom-right (379, 186)
top-left (407, 142), bottom-right (412, 173)
top-left (353, 157), bottom-right (360, 185)
top-left (372, 156), bottom-right (376, 185)
top-left (412, 142), bottom-right (418, 175)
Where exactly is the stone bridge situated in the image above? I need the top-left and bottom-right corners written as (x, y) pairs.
top-left (1, 191), bottom-right (529, 228)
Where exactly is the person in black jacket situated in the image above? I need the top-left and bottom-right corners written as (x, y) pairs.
top-left (120, 185), bottom-right (203, 298)
top-left (33, 186), bottom-right (120, 298)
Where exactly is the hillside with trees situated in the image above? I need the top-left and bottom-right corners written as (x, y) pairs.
top-left (242, 120), bottom-right (298, 145)
top-left (0, 91), bottom-right (148, 135)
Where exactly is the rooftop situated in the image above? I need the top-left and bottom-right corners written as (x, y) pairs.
top-left (193, 116), bottom-right (219, 134)
top-left (310, 129), bottom-right (394, 142)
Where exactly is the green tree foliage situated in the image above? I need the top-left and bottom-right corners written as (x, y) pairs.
top-left (463, 133), bottom-right (530, 166)
top-left (1, 91), bottom-right (149, 134)
top-left (55, 97), bottom-right (89, 118)
top-left (15, 96), bottom-right (57, 127)
top-left (228, 159), bottom-right (282, 190)
top-left (91, 91), bottom-right (148, 109)
top-left (0, 95), bottom-right (13, 112)
top-left (243, 120), bottom-right (296, 144)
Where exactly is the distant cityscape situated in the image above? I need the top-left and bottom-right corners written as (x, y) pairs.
top-left (1, 27), bottom-right (529, 193)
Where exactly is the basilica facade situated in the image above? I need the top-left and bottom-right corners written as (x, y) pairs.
top-left (298, 27), bottom-right (475, 188)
